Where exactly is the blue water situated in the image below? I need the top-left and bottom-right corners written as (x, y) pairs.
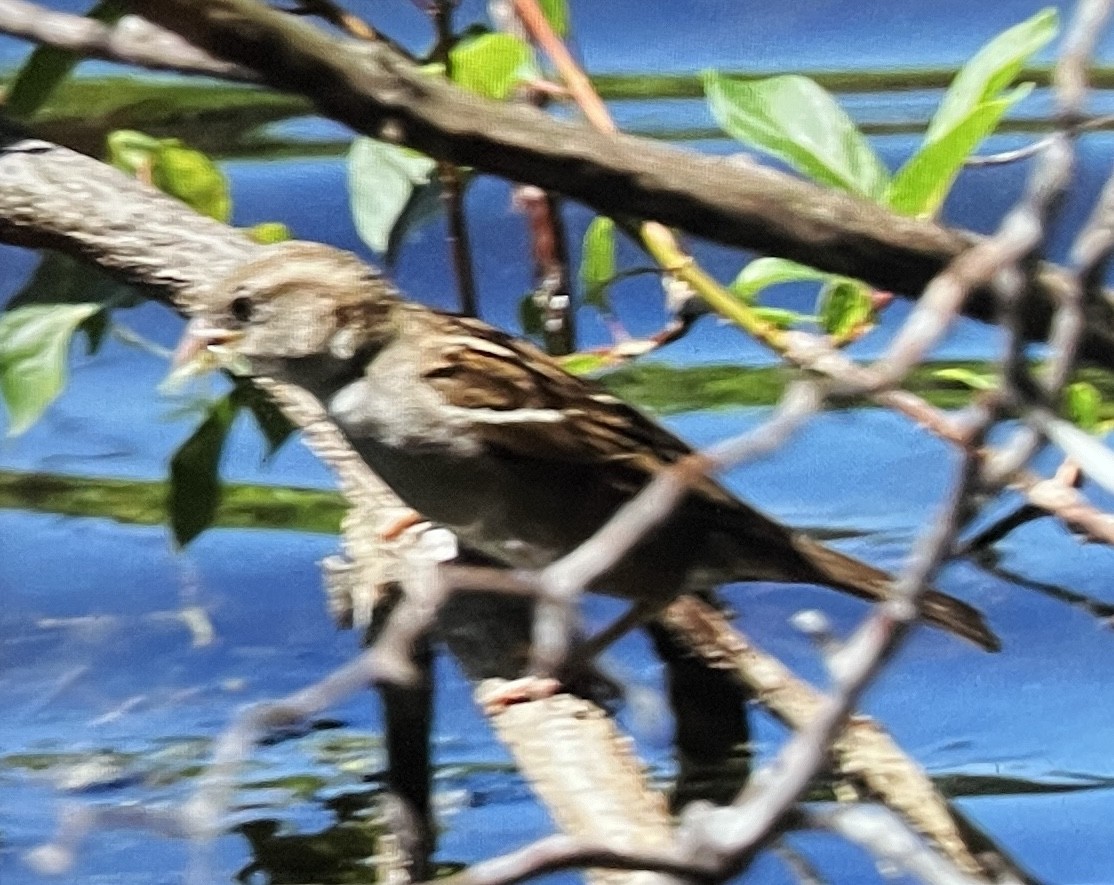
top-left (4, 3), bottom-right (1114, 883)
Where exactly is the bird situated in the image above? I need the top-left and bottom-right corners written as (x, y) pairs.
top-left (178, 241), bottom-right (999, 653)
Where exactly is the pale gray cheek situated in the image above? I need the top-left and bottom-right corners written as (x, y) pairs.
top-left (239, 354), bottom-right (286, 378)
top-left (327, 376), bottom-right (481, 456)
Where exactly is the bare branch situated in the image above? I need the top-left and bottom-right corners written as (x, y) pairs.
top-left (1054, 0), bottom-right (1114, 115)
top-left (806, 805), bottom-right (991, 885)
top-left (660, 596), bottom-right (1000, 879)
top-left (0, 0), bottom-right (255, 80)
top-left (435, 834), bottom-right (700, 885)
top-left (692, 439), bottom-right (987, 878)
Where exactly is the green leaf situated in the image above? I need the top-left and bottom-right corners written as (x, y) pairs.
top-left (151, 144), bottom-right (231, 222)
top-left (1065, 381), bottom-right (1103, 432)
top-left (886, 90), bottom-right (1027, 216)
top-left (5, 0), bottom-right (127, 119)
top-left (932, 367), bottom-right (998, 391)
top-left (231, 378), bottom-right (295, 458)
top-left (247, 222), bottom-right (293, 245)
top-left (559, 352), bottom-right (612, 375)
top-left (888, 9), bottom-right (1057, 217)
top-left (450, 33), bottom-right (534, 100)
top-left (106, 129), bottom-right (167, 176)
top-left (729, 257), bottom-right (829, 303)
top-left (79, 309), bottom-right (111, 355)
top-left (703, 71), bottom-right (889, 199)
top-left (579, 216), bottom-right (616, 311)
top-left (107, 131), bottom-right (231, 222)
top-left (6, 252), bottom-right (142, 313)
top-left (817, 279), bottom-right (874, 338)
top-left (0, 304), bottom-right (100, 435)
top-left (753, 306), bottom-right (811, 329)
top-left (386, 178), bottom-right (444, 268)
top-left (168, 394), bottom-right (238, 546)
top-left (926, 8), bottom-right (1057, 143)
top-left (348, 136), bottom-right (438, 255)
top-left (537, 0), bottom-right (570, 36)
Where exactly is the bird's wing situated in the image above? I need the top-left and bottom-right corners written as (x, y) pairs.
top-left (413, 309), bottom-right (733, 500)
top-left (407, 310), bottom-right (1003, 653)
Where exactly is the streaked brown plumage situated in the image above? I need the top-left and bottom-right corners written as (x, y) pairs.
top-left (185, 242), bottom-right (999, 652)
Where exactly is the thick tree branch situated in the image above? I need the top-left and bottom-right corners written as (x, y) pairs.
top-left (121, 0), bottom-right (1114, 364)
top-left (0, 133), bottom-right (261, 306)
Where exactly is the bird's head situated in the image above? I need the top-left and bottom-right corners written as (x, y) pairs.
top-left (173, 241), bottom-right (401, 384)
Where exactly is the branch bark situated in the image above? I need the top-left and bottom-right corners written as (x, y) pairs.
top-left (0, 0), bottom-right (255, 80)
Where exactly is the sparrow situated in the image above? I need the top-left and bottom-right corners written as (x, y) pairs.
top-left (179, 241), bottom-right (999, 652)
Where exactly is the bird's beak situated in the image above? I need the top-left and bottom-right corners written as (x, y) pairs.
top-left (163, 318), bottom-right (246, 391)
top-left (171, 318), bottom-right (244, 369)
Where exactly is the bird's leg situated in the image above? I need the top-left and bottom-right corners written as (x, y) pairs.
top-left (483, 600), bottom-right (662, 713)
top-left (646, 617), bottom-right (751, 810)
top-left (478, 601), bottom-right (657, 713)
top-left (379, 509), bottom-right (426, 541)
top-left (365, 589), bottom-right (436, 879)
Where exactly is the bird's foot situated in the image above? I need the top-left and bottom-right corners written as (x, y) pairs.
top-left (475, 676), bottom-right (562, 715)
top-left (379, 509), bottom-right (427, 541)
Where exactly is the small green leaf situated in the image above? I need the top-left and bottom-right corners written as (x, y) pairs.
top-left (887, 90), bottom-right (1027, 216)
top-left (231, 378), bottom-right (295, 458)
top-left (247, 222), bottom-right (293, 245)
top-left (151, 144), bottom-right (231, 222)
top-left (537, 0), bottom-right (570, 36)
top-left (519, 293), bottom-right (545, 336)
top-left (579, 216), bottom-right (616, 311)
top-left (926, 8), bottom-right (1057, 144)
top-left (818, 279), bottom-right (874, 338)
top-left (168, 394), bottom-right (239, 546)
top-left (386, 178), bottom-right (444, 268)
top-left (729, 257), bottom-right (829, 303)
top-left (348, 137), bottom-right (438, 255)
top-left (754, 306), bottom-right (810, 329)
top-left (107, 132), bottom-right (231, 222)
top-left (106, 129), bottom-right (166, 176)
top-left (0, 303), bottom-right (100, 435)
top-left (932, 367), bottom-right (998, 391)
top-left (1065, 381), bottom-right (1102, 432)
top-left (79, 309), bottom-right (111, 355)
top-left (559, 352), bottom-right (612, 375)
top-left (5, 0), bottom-right (127, 118)
top-left (704, 71), bottom-right (889, 199)
top-left (450, 33), bottom-right (534, 100)
top-left (6, 252), bottom-right (142, 313)
top-left (888, 9), bottom-right (1057, 217)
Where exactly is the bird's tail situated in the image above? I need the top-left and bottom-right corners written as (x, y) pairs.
top-left (790, 535), bottom-right (1000, 652)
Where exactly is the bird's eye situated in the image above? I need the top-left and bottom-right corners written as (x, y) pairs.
top-left (229, 296), bottom-right (255, 323)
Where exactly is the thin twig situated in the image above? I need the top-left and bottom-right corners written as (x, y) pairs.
top-left (965, 113), bottom-right (1114, 166)
top-left (284, 0), bottom-right (417, 60)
